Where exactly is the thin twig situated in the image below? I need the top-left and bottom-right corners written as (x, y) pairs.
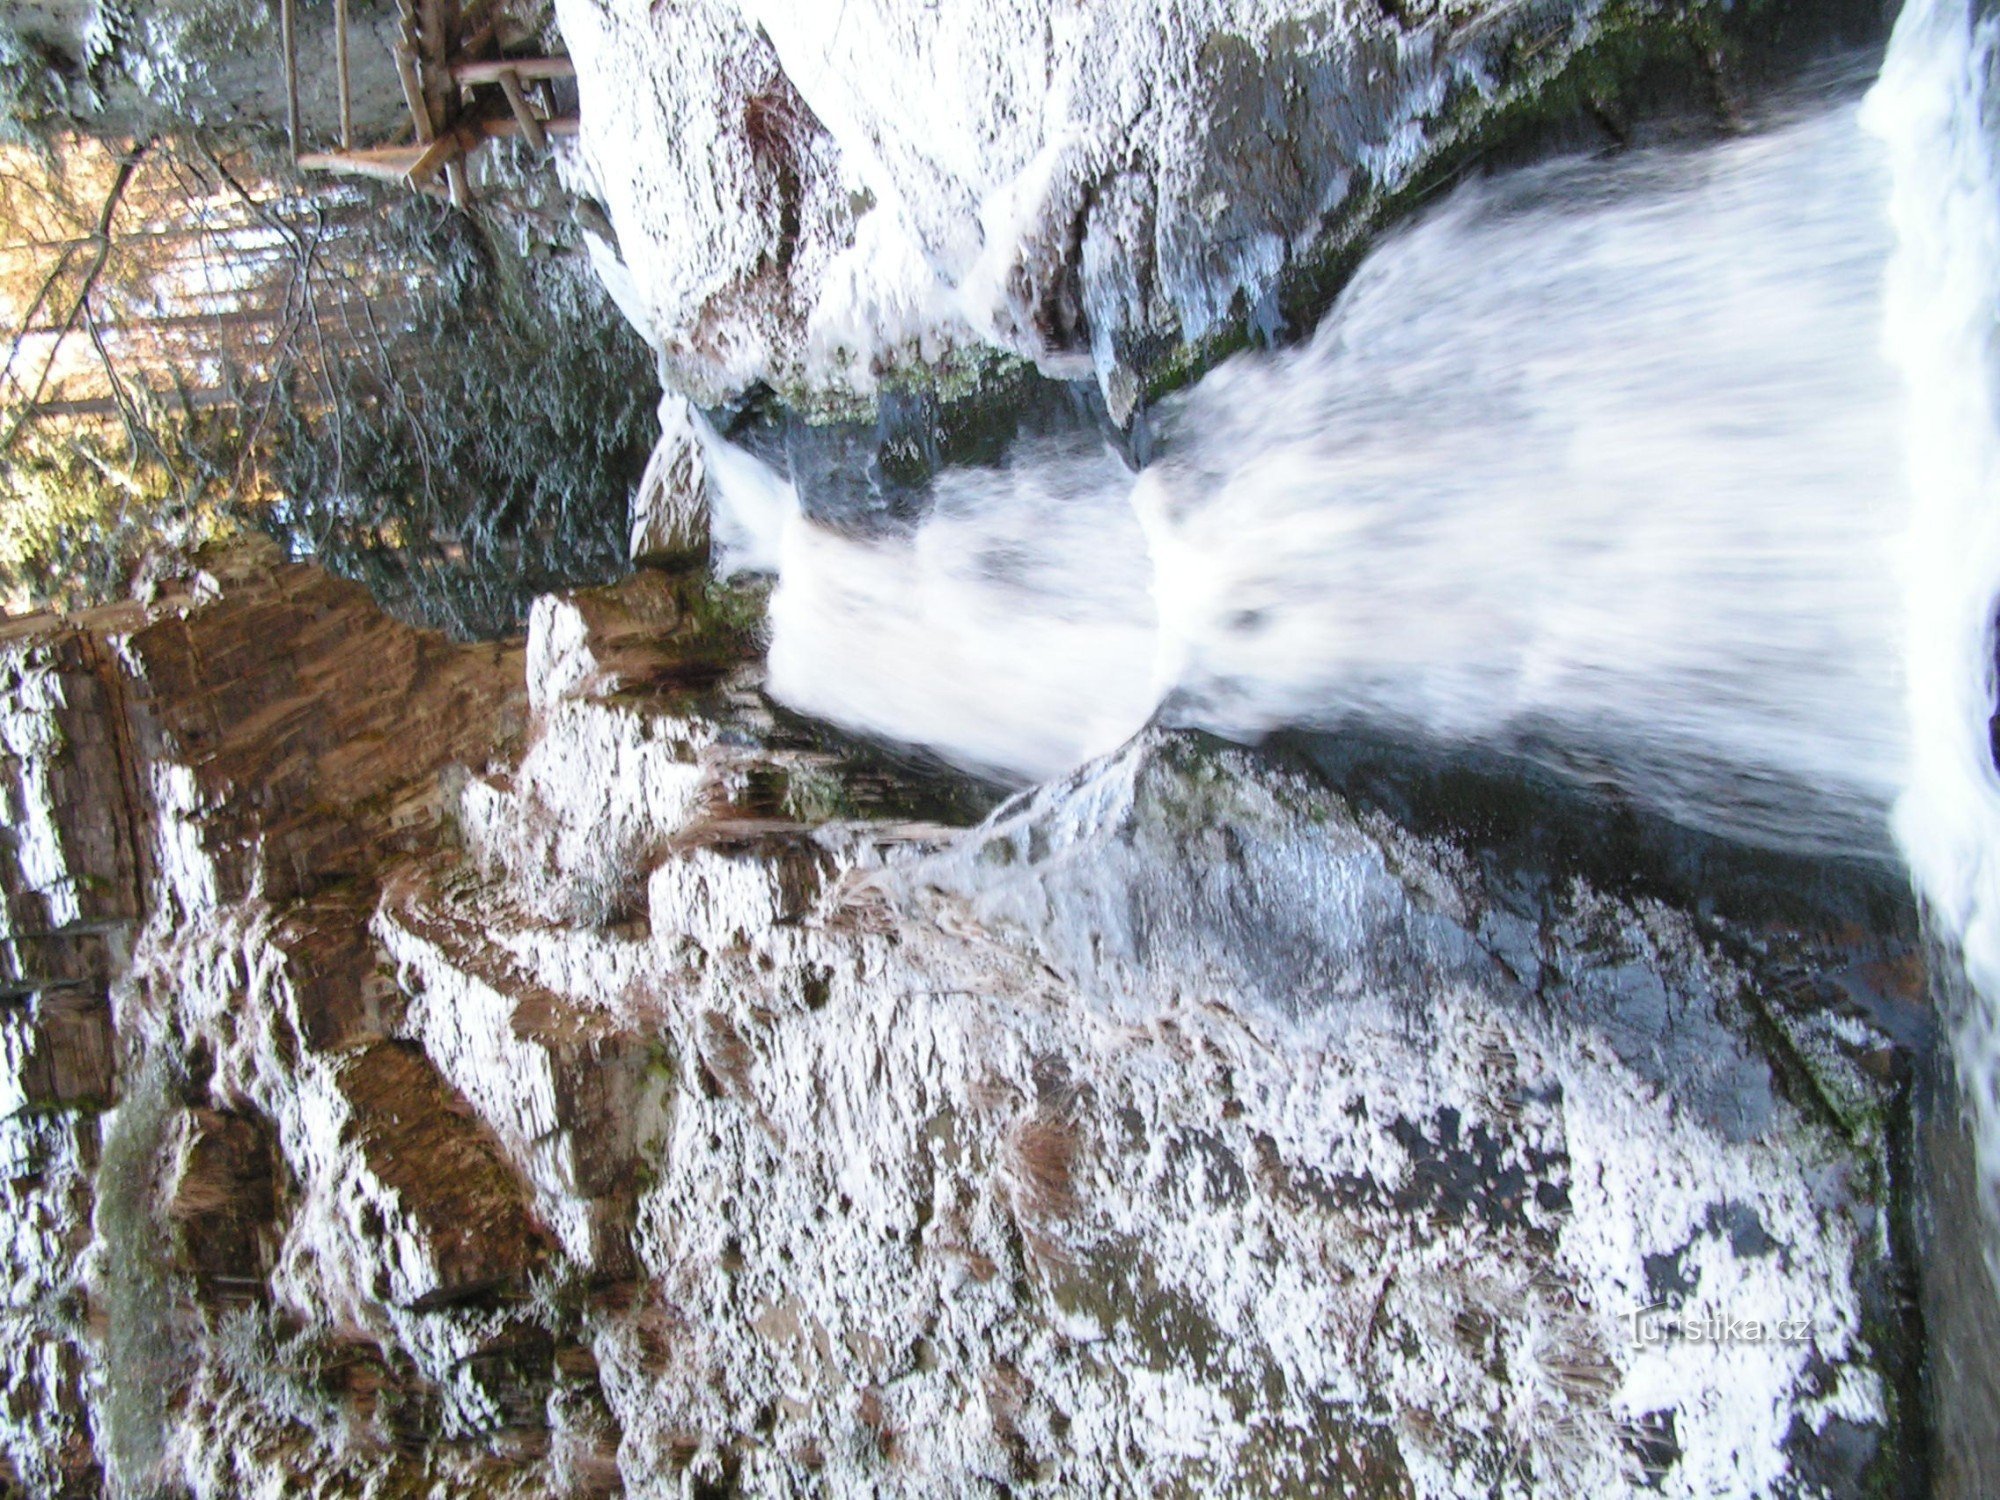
top-left (0, 139), bottom-right (154, 457)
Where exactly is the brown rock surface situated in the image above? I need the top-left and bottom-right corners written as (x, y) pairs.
top-left (0, 987), bottom-right (114, 1114)
top-left (166, 1107), bottom-right (277, 1283)
top-left (0, 542), bottom-right (1922, 1498)
top-left (334, 1041), bottom-right (546, 1309)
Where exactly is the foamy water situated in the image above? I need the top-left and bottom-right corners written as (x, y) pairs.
top-left (711, 83), bottom-right (1910, 855)
top-left (1867, 0), bottom-right (2000, 1299)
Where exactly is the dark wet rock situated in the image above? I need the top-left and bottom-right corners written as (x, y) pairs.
top-left (714, 365), bottom-right (1125, 540)
top-left (1913, 956), bottom-right (2000, 1500)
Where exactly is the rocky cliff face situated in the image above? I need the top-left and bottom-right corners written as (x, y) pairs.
top-left (561, 0), bottom-right (1574, 416)
top-left (0, 533), bottom-right (1924, 1497)
top-left (556, 0), bottom-right (1883, 421)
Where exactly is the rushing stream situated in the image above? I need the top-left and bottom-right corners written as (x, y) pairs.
top-left (716, 76), bottom-right (1910, 856)
top-left (709, 0), bottom-right (2000, 1421)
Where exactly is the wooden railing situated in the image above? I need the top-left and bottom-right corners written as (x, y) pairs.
top-left (283, 0), bottom-right (578, 208)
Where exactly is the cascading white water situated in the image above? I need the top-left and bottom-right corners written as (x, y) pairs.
top-left (723, 425), bottom-right (1163, 780)
top-left (1865, 0), bottom-right (2000, 1303)
top-left (1138, 94), bottom-right (1910, 856)
top-left (711, 80), bottom-right (1913, 858)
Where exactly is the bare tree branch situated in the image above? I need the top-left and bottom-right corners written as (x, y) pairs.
top-left (0, 138), bottom-right (154, 457)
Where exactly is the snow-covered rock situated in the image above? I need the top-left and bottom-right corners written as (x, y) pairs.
top-left (558, 0), bottom-right (1664, 415)
top-left (629, 394), bottom-right (712, 570)
top-left (0, 552), bottom-right (1922, 1495)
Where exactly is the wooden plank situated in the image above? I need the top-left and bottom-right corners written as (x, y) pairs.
top-left (394, 42), bottom-right (435, 142)
top-left (299, 149), bottom-right (428, 185)
top-left (445, 159), bottom-right (472, 211)
top-left (478, 114), bottom-right (580, 140)
top-left (335, 0), bottom-right (353, 148)
top-left (452, 56), bottom-right (575, 85)
top-left (496, 69), bottom-right (547, 151)
top-left (403, 134), bottom-right (463, 187)
top-left (301, 145), bottom-right (429, 168)
top-left (280, 0), bottom-right (301, 157)
top-left (299, 157), bottom-right (408, 186)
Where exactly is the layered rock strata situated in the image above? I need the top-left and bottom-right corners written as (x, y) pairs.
top-left (0, 537), bottom-right (1923, 1497)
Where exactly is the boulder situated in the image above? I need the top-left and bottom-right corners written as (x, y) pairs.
top-left (628, 395), bottom-right (711, 571)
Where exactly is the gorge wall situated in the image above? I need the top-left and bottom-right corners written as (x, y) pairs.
top-left (0, 534), bottom-right (1928, 1497)
top-left (556, 0), bottom-right (1886, 424)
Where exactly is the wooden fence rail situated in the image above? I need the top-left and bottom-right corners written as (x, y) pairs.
top-left (284, 0), bottom-right (578, 208)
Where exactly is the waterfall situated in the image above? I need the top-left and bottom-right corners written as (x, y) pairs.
top-left (710, 77), bottom-right (1910, 859)
top-left (710, 0), bottom-right (2000, 1306)
top-left (703, 0), bottom-right (2000, 1468)
top-left (1866, 0), bottom-right (2000, 1375)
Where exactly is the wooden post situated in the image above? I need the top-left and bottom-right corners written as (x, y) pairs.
top-left (280, 0), bottom-right (301, 158)
top-left (496, 69), bottom-right (547, 151)
top-left (419, 0), bottom-right (452, 132)
top-left (394, 42), bottom-right (434, 142)
top-left (335, 0), bottom-right (353, 149)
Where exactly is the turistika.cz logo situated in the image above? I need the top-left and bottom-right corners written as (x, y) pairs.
top-left (1622, 1304), bottom-right (1823, 1347)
